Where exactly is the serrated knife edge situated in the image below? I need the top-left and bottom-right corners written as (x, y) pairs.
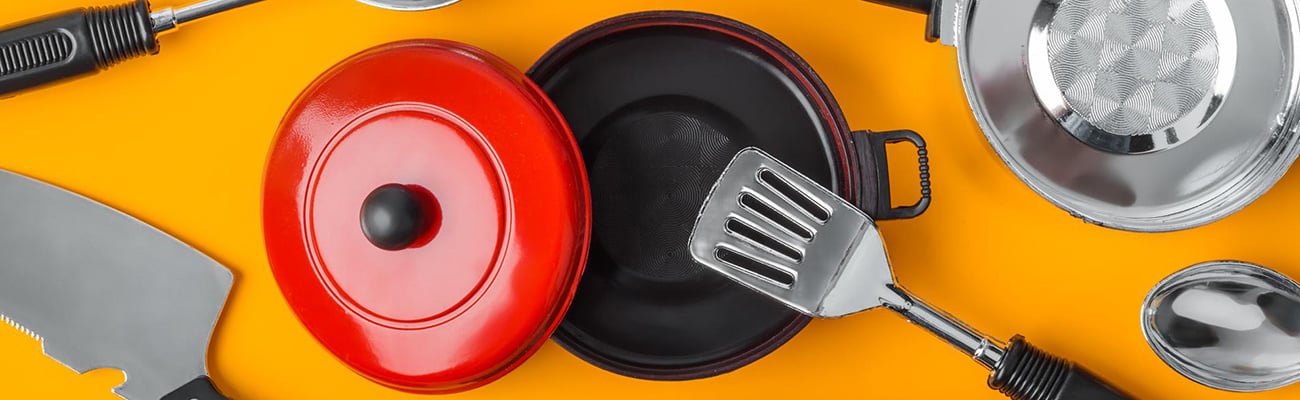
top-left (0, 168), bottom-right (233, 399)
top-left (0, 311), bottom-right (42, 341)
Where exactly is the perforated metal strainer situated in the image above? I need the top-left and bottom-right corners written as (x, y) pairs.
top-left (867, 0), bottom-right (1300, 231)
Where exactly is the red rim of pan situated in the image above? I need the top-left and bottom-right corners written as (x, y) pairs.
top-left (528, 11), bottom-right (861, 380)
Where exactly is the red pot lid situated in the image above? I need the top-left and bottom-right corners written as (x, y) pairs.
top-left (263, 40), bottom-right (590, 393)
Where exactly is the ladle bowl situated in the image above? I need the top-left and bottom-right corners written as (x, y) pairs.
top-left (1142, 261), bottom-right (1300, 392)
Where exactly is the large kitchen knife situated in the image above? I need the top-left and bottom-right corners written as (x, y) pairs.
top-left (0, 169), bottom-right (232, 399)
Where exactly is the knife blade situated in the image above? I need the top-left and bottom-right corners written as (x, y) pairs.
top-left (0, 169), bottom-right (232, 400)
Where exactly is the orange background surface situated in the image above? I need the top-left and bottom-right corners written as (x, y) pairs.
top-left (0, 1), bottom-right (1297, 399)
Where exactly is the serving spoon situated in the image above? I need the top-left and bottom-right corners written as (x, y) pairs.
top-left (0, 0), bottom-right (459, 98)
top-left (1142, 261), bottom-right (1300, 392)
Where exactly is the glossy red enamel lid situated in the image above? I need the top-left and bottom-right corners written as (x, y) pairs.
top-left (263, 40), bottom-right (590, 393)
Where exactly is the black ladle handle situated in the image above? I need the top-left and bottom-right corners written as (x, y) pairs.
top-left (862, 0), bottom-right (934, 14)
top-left (888, 286), bottom-right (1131, 399)
top-left (860, 0), bottom-right (942, 42)
top-left (161, 376), bottom-right (230, 400)
top-left (989, 336), bottom-right (1132, 400)
top-left (0, 0), bottom-right (157, 98)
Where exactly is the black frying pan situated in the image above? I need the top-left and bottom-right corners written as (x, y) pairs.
top-left (528, 11), bottom-right (931, 379)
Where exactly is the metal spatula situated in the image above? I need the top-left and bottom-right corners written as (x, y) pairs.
top-left (688, 148), bottom-right (1130, 400)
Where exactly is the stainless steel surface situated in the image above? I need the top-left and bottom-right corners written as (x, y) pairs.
top-left (150, 0), bottom-right (262, 33)
top-left (0, 170), bottom-right (232, 400)
top-left (150, 8), bottom-right (176, 32)
top-left (687, 147), bottom-right (903, 316)
top-left (688, 148), bottom-right (1008, 370)
top-left (886, 284), bottom-right (1006, 369)
top-left (951, 0), bottom-right (1300, 231)
top-left (936, 0), bottom-right (968, 46)
top-left (1142, 261), bottom-right (1300, 392)
top-left (355, 0), bottom-right (459, 11)
top-left (1026, 0), bottom-right (1235, 154)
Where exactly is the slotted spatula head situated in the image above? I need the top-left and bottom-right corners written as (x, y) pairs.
top-left (688, 148), bottom-right (902, 318)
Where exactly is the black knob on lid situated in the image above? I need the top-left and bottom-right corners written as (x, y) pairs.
top-left (361, 184), bottom-right (433, 251)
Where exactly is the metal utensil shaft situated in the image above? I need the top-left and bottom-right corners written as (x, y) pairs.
top-left (886, 285), bottom-right (1007, 369)
top-left (151, 0), bottom-right (261, 33)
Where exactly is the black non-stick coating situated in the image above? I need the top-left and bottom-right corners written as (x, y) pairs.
top-left (529, 11), bottom-right (866, 379)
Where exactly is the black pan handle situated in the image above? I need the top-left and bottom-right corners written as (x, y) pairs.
top-left (862, 0), bottom-right (933, 14)
top-left (855, 129), bottom-right (931, 220)
top-left (162, 375), bottom-right (230, 400)
top-left (0, 0), bottom-right (158, 98)
top-left (988, 336), bottom-right (1132, 400)
top-left (861, 0), bottom-right (942, 42)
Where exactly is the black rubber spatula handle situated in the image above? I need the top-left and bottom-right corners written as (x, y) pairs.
top-left (0, 0), bottom-right (157, 98)
top-left (989, 336), bottom-right (1132, 400)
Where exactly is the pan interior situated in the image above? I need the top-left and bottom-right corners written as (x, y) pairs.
top-left (588, 96), bottom-right (748, 284)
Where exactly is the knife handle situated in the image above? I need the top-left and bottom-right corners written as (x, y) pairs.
top-left (162, 376), bottom-right (229, 400)
top-left (0, 0), bottom-right (158, 98)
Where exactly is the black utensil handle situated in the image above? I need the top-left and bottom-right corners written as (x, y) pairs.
top-left (856, 129), bottom-right (931, 220)
top-left (988, 336), bottom-right (1132, 400)
top-left (861, 0), bottom-right (941, 42)
top-left (162, 375), bottom-right (229, 400)
top-left (861, 0), bottom-right (934, 14)
top-left (0, 0), bottom-right (157, 98)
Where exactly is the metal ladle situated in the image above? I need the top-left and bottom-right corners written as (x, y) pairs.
top-left (1142, 261), bottom-right (1300, 392)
